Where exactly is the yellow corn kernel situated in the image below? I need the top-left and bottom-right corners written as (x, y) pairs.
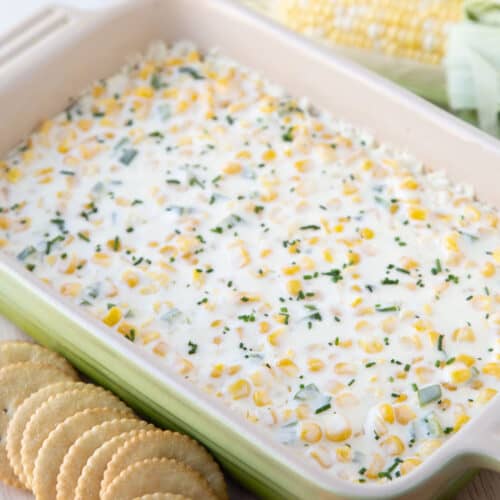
top-left (236, 150), bottom-right (252, 159)
top-left (282, 265), bottom-right (300, 275)
top-left (381, 435), bottom-right (405, 456)
top-left (258, 321), bottom-right (270, 334)
top-left (286, 279), bottom-right (302, 295)
top-left (481, 262), bottom-right (496, 278)
top-left (210, 363), bottom-right (224, 378)
top-left (122, 270), bottom-right (139, 288)
top-left (444, 232), bottom-right (460, 252)
top-left (228, 379), bottom-right (251, 400)
top-left (300, 422), bottom-right (323, 443)
top-left (253, 390), bottom-right (271, 407)
top-left (192, 268), bottom-right (205, 286)
top-left (400, 458), bottom-right (422, 476)
top-left (454, 414), bottom-right (470, 432)
top-left (262, 150), bottom-right (276, 162)
top-left (277, 358), bottom-right (299, 377)
top-left (261, 190), bottom-right (278, 202)
top-left (351, 297), bottom-right (363, 308)
top-left (307, 358), bottom-right (325, 372)
top-left (152, 342), bottom-right (167, 357)
top-left (379, 404), bottom-right (395, 424)
top-left (268, 328), bottom-right (285, 346)
top-left (294, 159), bottom-right (308, 172)
top-left (178, 358), bottom-right (193, 375)
top-left (365, 453), bottom-right (385, 480)
top-left (359, 338), bottom-right (383, 354)
top-left (417, 439), bottom-right (442, 458)
top-left (0, 217), bottom-right (10, 230)
top-left (325, 415), bottom-right (352, 442)
top-left (482, 362), bottom-right (500, 378)
top-left (300, 256), bottom-right (315, 269)
top-left (133, 86), bottom-right (154, 98)
top-left (360, 228), bottom-right (374, 240)
top-left (408, 206), bottom-right (428, 221)
top-left (295, 404), bottom-right (309, 420)
top-left (117, 321), bottom-right (135, 336)
top-left (475, 387), bottom-right (497, 405)
top-left (323, 248), bottom-right (334, 263)
top-left (342, 183), bottom-right (358, 196)
top-left (260, 248), bottom-right (272, 258)
top-left (395, 404), bottom-right (416, 425)
top-left (450, 367), bottom-right (472, 384)
top-left (455, 354), bottom-right (474, 367)
top-left (452, 327), bottom-right (476, 342)
top-left (334, 362), bottom-right (357, 375)
top-left (309, 447), bottom-right (332, 469)
top-left (401, 177), bottom-right (419, 190)
top-left (493, 248), bottom-right (500, 264)
top-left (381, 316), bottom-right (397, 334)
top-left (60, 283), bottom-right (82, 297)
top-left (7, 168), bottom-right (22, 183)
top-left (223, 162), bottom-right (242, 175)
top-left (102, 306), bottom-right (122, 327)
top-left (348, 252), bottom-right (361, 265)
top-left (336, 446), bottom-right (352, 463)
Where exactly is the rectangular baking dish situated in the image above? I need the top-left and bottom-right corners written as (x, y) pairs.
top-left (0, 1), bottom-right (499, 498)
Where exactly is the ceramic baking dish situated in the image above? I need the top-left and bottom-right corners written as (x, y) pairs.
top-left (0, 1), bottom-right (499, 498)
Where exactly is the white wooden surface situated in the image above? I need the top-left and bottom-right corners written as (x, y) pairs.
top-left (0, 1), bottom-right (499, 498)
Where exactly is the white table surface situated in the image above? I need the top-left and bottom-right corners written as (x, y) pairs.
top-left (0, 1), bottom-right (498, 498)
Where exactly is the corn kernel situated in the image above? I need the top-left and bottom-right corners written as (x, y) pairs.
top-left (395, 404), bottom-right (416, 425)
top-left (253, 390), bottom-right (271, 407)
top-left (282, 265), bottom-right (300, 275)
top-left (325, 414), bottom-right (352, 442)
top-left (277, 358), bottom-right (299, 377)
top-left (307, 358), bottom-right (325, 372)
top-left (286, 279), bottom-right (302, 295)
top-left (481, 262), bottom-right (496, 278)
top-left (300, 421), bottom-right (323, 443)
top-left (360, 228), bottom-right (374, 239)
top-left (408, 206), bottom-right (428, 221)
top-left (452, 327), bottom-right (476, 342)
top-left (381, 435), bottom-right (405, 456)
top-left (102, 306), bottom-right (122, 327)
top-left (210, 363), bottom-right (224, 378)
top-left (223, 162), bottom-right (242, 175)
top-left (262, 150), bottom-right (276, 162)
top-left (133, 86), bottom-right (154, 98)
top-left (482, 362), bottom-right (500, 378)
top-left (228, 379), bottom-right (251, 400)
top-left (475, 387), bottom-right (497, 405)
top-left (379, 403), bottom-right (395, 424)
top-left (454, 414), bottom-right (470, 432)
top-left (417, 439), bottom-right (442, 458)
top-left (336, 446), bottom-right (352, 463)
top-left (400, 458), bottom-right (422, 476)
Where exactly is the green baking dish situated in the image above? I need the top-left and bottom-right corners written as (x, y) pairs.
top-left (0, 1), bottom-right (499, 498)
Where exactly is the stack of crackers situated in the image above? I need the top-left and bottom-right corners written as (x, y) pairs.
top-left (0, 341), bottom-right (227, 500)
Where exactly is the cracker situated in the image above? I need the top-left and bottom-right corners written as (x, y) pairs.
top-left (102, 429), bottom-right (227, 500)
top-left (60, 420), bottom-right (151, 500)
top-left (20, 384), bottom-right (131, 486)
top-left (0, 362), bottom-right (76, 488)
top-left (0, 341), bottom-right (77, 377)
top-left (73, 428), bottom-right (151, 500)
top-left (33, 407), bottom-right (132, 500)
top-left (102, 457), bottom-right (218, 500)
top-left (7, 381), bottom-right (86, 487)
top-left (134, 495), bottom-right (191, 500)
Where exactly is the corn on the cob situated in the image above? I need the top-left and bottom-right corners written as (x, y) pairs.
top-left (267, 0), bottom-right (463, 64)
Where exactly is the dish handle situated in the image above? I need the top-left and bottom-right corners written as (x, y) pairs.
top-left (456, 398), bottom-right (500, 473)
top-left (0, 4), bottom-right (93, 72)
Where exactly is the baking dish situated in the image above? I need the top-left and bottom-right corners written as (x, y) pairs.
top-left (0, 1), bottom-right (499, 498)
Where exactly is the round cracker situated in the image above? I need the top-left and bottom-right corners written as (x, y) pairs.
top-left (102, 430), bottom-right (227, 500)
top-left (7, 380), bottom-right (86, 487)
top-left (73, 429), bottom-right (152, 500)
top-left (21, 385), bottom-right (131, 486)
top-left (134, 495), bottom-right (191, 500)
top-left (60, 420), bottom-right (152, 500)
top-left (33, 407), bottom-right (132, 500)
top-left (102, 457), bottom-right (218, 500)
top-left (0, 362), bottom-right (76, 488)
top-left (0, 341), bottom-right (77, 377)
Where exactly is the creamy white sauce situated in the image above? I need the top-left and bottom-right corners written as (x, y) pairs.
top-left (0, 41), bottom-right (499, 483)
